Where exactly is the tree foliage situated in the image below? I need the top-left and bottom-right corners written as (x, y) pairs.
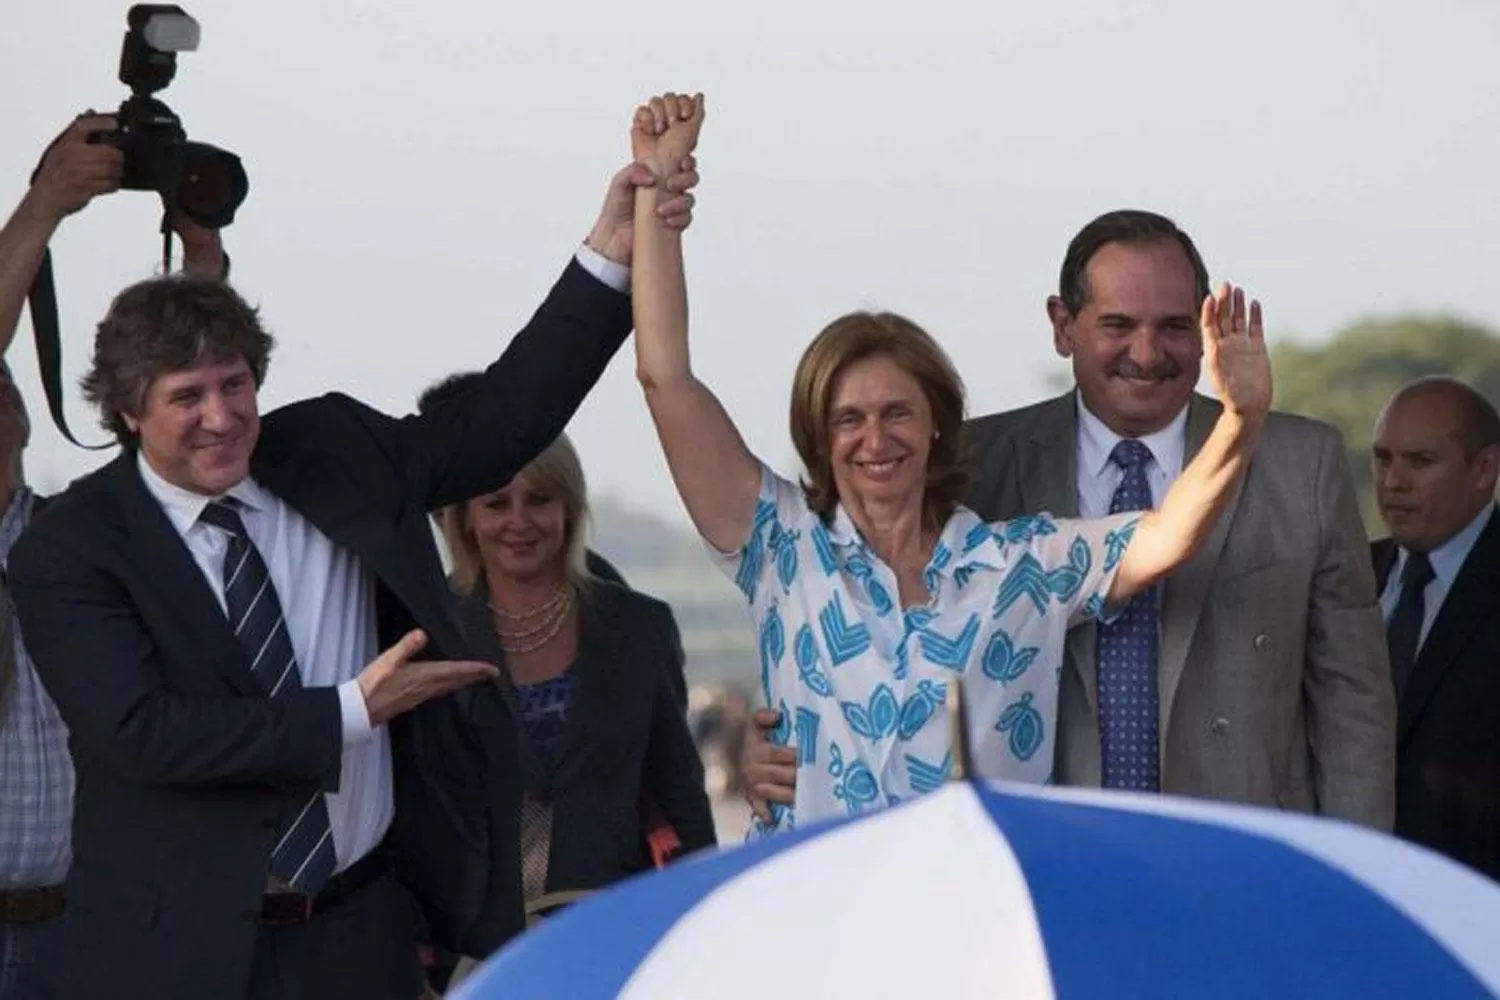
top-left (1270, 314), bottom-right (1500, 533)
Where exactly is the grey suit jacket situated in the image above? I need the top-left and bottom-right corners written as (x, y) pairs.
top-left (965, 391), bottom-right (1396, 829)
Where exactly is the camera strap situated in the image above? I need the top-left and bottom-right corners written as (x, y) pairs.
top-left (24, 127), bottom-right (113, 451)
top-left (26, 249), bottom-right (112, 451)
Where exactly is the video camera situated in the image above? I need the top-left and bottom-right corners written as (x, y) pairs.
top-left (89, 4), bottom-right (249, 229)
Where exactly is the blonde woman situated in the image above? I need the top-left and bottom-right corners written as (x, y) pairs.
top-left (417, 372), bottom-right (715, 963)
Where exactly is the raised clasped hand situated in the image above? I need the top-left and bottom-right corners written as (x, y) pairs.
top-left (631, 92), bottom-right (706, 182)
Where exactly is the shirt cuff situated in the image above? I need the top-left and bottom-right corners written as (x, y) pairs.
top-left (337, 680), bottom-right (374, 747)
top-left (575, 243), bottom-right (631, 293)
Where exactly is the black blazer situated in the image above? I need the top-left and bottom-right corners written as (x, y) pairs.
top-left (7, 259), bottom-right (631, 1000)
top-left (443, 578), bottom-right (717, 957)
top-left (1372, 504), bottom-right (1500, 881)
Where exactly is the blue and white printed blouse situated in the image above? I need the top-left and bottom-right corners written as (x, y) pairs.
top-left (711, 466), bottom-right (1140, 836)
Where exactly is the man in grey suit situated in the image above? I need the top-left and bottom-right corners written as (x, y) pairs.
top-left (743, 210), bottom-right (1395, 829)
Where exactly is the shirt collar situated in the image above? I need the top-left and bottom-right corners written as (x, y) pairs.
top-left (1075, 392), bottom-right (1189, 480)
top-left (136, 451), bottom-right (269, 539)
top-left (822, 501), bottom-right (987, 584)
top-left (826, 504), bottom-right (861, 549)
top-left (1398, 503), bottom-right (1495, 589)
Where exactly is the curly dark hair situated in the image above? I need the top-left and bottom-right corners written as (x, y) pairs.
top-left (81, 275), bottom-right (274, 445)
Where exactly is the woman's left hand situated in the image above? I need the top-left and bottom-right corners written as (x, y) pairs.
top-left (1201, 282), bottom-right (1272, 423)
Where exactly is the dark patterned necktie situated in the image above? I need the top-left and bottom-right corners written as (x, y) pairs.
top-left (200, 499), bottom-right (337, 893)
top-left (1096, 439), bottom-right (1161, 792)
top-left (1386, 550), bottom-right (1435, 699)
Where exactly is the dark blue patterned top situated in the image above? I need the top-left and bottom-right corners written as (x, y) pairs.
top-left (517, 673), bottom-right (575, 767)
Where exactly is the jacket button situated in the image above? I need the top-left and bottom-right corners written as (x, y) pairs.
top-left (1253, 634), bottom-right (1271, 651)
top-left (1210, 717), bottom-right (1231, 734)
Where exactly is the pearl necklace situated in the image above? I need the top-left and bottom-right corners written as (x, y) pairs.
top-left (487, 583), bottom-right (568, 622)
top-left (490, 585), bottom-right (575, 655)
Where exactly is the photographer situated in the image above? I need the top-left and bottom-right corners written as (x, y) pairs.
top-left (0, 113), bottom-right (226, 336)
top-left (0, 112), bottom-right (223, 1000)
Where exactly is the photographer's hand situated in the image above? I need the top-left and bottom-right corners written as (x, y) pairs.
top-left (169, 210), bottom-right (227, 279)
top-left (24, 115), bottom-right (124, 223)
top-left (0, 114), bottom-right (124, 359)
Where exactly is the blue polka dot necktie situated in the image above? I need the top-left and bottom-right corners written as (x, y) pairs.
top-left (1097, 439), bottom-right (1161, 792)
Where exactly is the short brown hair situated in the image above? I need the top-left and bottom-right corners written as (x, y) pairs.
top-left (1058, 210), bottom-right (1211, 314)
top-left (789, 311), bottom-right (968, 528)
top-left (81, 275), bottom-right (274, 445)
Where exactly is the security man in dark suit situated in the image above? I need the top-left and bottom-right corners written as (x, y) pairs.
top-left (1370, 376), bottom-right (1500, 881)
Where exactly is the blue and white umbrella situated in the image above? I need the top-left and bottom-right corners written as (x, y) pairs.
top-left (453, 782), bottom-right (1500, 999)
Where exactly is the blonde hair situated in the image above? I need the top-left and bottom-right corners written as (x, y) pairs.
top-left (437, 434), bottom-right (594, 596)
top-left (788, 310), bottom-right (969, 528)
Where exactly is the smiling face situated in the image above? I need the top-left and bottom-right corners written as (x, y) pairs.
top-left (466, 467), bottom-right (571, 585)
top-left (125, 357), bottom-right (260, 496)
top-left (1050, 239), bottom-right (1204, 438)
top-left (826, 354), bottom-right (935, 512)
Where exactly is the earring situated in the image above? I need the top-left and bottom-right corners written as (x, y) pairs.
top-left (933, 431), bottom-right (941, 441)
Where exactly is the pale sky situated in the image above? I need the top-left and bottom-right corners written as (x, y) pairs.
top-left (3, 0), bottom-right (1497, 524)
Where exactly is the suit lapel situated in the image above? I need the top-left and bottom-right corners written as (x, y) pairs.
top-left (1398, 506), bottom-right (1500, 744)
top-left (1017, 395), bottom-right (1081, 520)
top-left (1371, 539), bottom-right (1398, 591)
top-left (110, 455), bottom-right (262, 696)
top-left (250, 443), bottom-right (467, 658)
top-left (551, 588), bottom-right (628, 785)
top-left (450, 590), bottom-right (552, 790)
top-left (1013, 396), bottom-right (1104, 712)
top-left (1157, 395), bottom-right (1246, 730)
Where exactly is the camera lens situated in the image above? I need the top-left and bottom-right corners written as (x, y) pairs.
top-left (170, 142), bottom-right (248, 229)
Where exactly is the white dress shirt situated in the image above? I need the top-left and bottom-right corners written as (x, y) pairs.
top-left (1379, 503), bottom-right (1495, 654)
top-left (1074, 394), bottom-right (1189, 516)
top-left (133, 245), bottom-right (629, 871)
top-left (139, 456), bottom-right (387, 870)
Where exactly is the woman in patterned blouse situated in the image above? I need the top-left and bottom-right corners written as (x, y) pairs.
top-left (628, 94), bottom-right (1273, 833)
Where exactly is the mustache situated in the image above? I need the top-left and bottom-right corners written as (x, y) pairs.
top-left (1110, 359), bottom-right (1182, 381)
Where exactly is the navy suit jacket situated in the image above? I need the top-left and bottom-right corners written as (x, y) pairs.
top-left (1372, 505), bottom-right (1500, 881)
top-left (9, 259), bottom-right (631, 1000)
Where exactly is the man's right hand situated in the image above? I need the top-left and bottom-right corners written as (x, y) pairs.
top-left (356, 629), bottom-right (499, 727)
top-left (21, 114), bottom-right (124, 224)
top-left (741, 707), bottom-right (797, 824)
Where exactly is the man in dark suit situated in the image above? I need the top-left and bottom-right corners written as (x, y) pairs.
top-left (1370, 376), bottom-right (1500, 880)
top-left (4, 147), bottom-right (699, 998)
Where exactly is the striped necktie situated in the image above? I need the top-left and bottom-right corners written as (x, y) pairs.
top-left (200, 498), bottom-right (337, 893)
